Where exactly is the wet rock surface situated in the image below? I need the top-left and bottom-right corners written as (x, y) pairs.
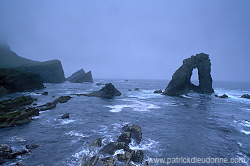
top-left (80, 124), bottom-right (147, 166)
top-left (215, 94), bottom-right (228, 98)
top-left (241, 94), bottom-right (250, 99)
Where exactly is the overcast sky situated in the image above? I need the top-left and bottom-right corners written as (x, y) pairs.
top-left (0, 0), bottom-right (250, 81)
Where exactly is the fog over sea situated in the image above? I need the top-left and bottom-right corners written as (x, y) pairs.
top-left (0, 79), bottom-right (249, 166)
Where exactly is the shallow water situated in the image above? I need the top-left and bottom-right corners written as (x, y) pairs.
top-left (0, 80), bottom-right (250, 165)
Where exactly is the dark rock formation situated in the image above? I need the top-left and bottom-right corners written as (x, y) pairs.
top-left (38, 96), bottom-right (72, 111)
top-left (215, 94), bottom-right (228, 98)
top-left (0, 144), bottom-right (30, 163)
top-left (67, 69), bottom-right (93, 83)
top-left (85, 83), bottom-right (121, 98)
top-left (0, 96), bottom-right (39, 127)
top-left (0, 68), bottom-right (44, 93)
top-left (41, 91), bottom-right (48, 95)
top-left (154, 90), bottom-right (162, 93)
top-left (99, 142), bottom-right (130, 155)
top-left (81, 155), bottom-right (99, 166)
top-left (122, 124), bottom-right (142, 144)
top-left (134, 88), bottom-right (140, 91)
top-left (117, 151), bottom-right (132, 163)
top-left (101, 156), bottom-right (115, 166)
top-left (131, 150), bottom-right (144, 163)
top-left (25, 144), bottom-right (40, 149)
top-left (60, 113), bottom-right (70, 119)
top-left (0, 43), bottom-right (65, 83)
top-left (89, 138), bottom-right (102, 147)
top-left (163, 53), bottom-right (214, 96)
top-left (241, 94), bottom-right (250, 99)
top-left (117, 132), bottom-right (131, 144)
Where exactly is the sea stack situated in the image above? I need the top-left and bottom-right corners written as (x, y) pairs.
top-left (85, 83), bottom-right (121, 98)
top-left (163, 53), bottom-right (214, 96)
top-left (67, 69), bottom-right (93, 83)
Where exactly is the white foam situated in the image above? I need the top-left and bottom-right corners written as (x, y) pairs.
top-left (61, 119), bottom-right (76, 124)
top-left (129, 138), bottom-right (159, 151)
top-left (241, 130), bottom-right (250, 135)
top-left (65, 131), bottom-right (89, 138)
top-left (107, 105), bottom-right (130, 112)
top-left (107, 99), bottom-right (160, 113)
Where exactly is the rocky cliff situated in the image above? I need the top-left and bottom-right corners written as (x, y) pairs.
top-left (163, 53), bottom-right (214, 96)
top-left (0, 44), bottom-right (65, 83)
top-left (0, 68), bottom-right (44, 94)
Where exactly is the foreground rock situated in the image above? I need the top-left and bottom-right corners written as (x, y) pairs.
top-left (0, 43), bottom-right (65, 83)
top-left (0, 144), bottom-right (31, 164)
top-left (0, 68), bottom-right (44, 94)
top-left (67, 69), bottom-right (93, 83)
top-left (80, 124), bottom-right (147, 166)
top-left (241, 94), bottom-right (250, 99)
top-left (0, 96), bottom-right (39, 127)
top-left (163, 53), bottom-right (214, 96)
top-left (60, 113), bottom-right (70, 119)
top-left (122, 124), bottom-right (142, 144)
top-left (85, 83), bottom-right (121, 98)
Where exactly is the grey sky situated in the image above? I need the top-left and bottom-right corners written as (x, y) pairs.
top-left (0, 0), bottom-right (250, 81)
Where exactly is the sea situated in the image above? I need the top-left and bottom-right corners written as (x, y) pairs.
top-left (0, 79), bottom-right (250, 166)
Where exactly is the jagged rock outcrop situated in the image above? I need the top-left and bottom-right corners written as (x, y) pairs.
top-left (85, 83), bottom-right (121, 98)
top-left (67, 69), bottom-right (93, 83)
top-left (0, 43), bottom-right (65, 83)
top-left (0, 96), bottom-right (39, 128)
top-left (163, 53), bottom-right (214, 96)
top-left (241, 94), bottom-right (250, 99)
top-left (0, 68), bottom-right (44, 93)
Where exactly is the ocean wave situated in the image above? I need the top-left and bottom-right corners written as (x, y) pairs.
top-left (65, 131), bottom-right (90, 138)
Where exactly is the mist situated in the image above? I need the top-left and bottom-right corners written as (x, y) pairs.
top-left (0, 0), bottom-right (250, 81)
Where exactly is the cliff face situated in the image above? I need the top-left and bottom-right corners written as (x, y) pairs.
top-left (0, 68), bottom-right (44, 93)
top-left (163, 53), bottom-right (214, 96)
top-left (0, 44), bottom-right (65, 83)
top-left (11, 60), bottom-right (65, 83)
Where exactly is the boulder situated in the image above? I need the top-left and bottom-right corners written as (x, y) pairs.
top-left (60, 113), bottom-right (70, 119)
top-left (25, 144), bottom-right (40, 149)
top-left (0, 44), bottom-right (65, 83)
top-left (101, 156), bottom-right (115, 166)
top-left (117, 132), bottom-right (131, 144)
top-left (131, 150), bottom-right (144, 163)
top-left (117, 151), bottom-right (132, 163)
top-left (0, 144), bottom-right (12, 159)
top-left (0, 86), bottom-right (8, 97)
top-left (134, 88), bottom-right (140, 91)
top-left (99, 142), bottom-right (130, 155)
top-left (163, 53), bottom-right (214, 96)
top-left (122, 124), bottom-right (142, 144)
top-left (154, 90), bottom-right (162, 93)
top-left (67, 69), bottom-right (93, 83)
top-left (0, 68), bottom-right (44, 93)
top-left (241, 94), bottom-right (250, 99)
top-left (85, 83), bottom-right (121, 98)
top-left (41, 91), bottom-right (48, 95)
top-left (215, 94), bottom-right (228, 98)
top-left (81, 156), bottom-right (99, 166)
top-left (89, 138), bottom-right (102, 147)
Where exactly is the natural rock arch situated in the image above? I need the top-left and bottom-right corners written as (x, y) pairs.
top-left (162, 53), bottom-right (214, 96)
